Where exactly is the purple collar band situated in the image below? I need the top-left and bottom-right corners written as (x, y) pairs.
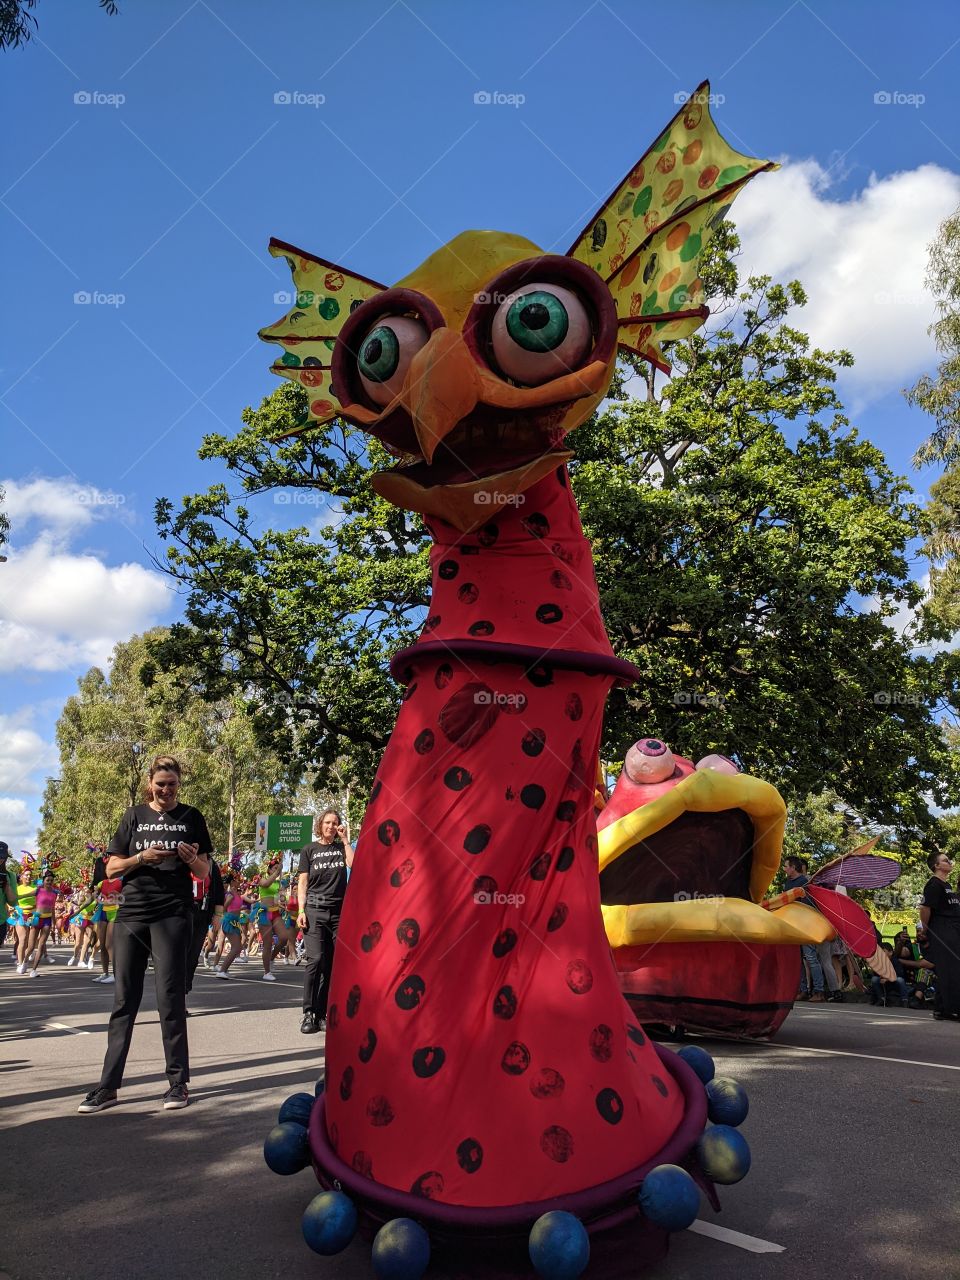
top-left (390, 639), bottom-right (640, 687)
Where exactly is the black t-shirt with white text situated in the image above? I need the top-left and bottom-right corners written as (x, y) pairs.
top-left (108, 803), bottom-right (213, 921)
top-left (923, 876), bottom-right (960, 931)
top-left (297, 841), bottom-right (347, 910)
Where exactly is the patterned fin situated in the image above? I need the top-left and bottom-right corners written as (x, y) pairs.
top-left (567, 80), bottom-right (778, 373)
top-left (259, 238), bottom-right (386, 429)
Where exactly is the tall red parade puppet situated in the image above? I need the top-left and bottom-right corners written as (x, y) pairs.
top-left (260, 83), bottom-right (773, 1278)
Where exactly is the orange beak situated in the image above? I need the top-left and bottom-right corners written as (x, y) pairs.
top-left (399, 328), bottom-right (481, 464)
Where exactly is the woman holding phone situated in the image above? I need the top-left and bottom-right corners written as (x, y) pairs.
top-left (297, 809), bottom-right (354, 1035)
top-left (78, 755), bottom-right (212, 1114)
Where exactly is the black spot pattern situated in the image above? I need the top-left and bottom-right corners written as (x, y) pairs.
top-left (521, 728), bottom-right (547, 757)
top-left (589, 1024), bottom-right (613, 1062)
top-left (435, 663), bottom-right (454, 689)
top-left (492, 928), bottom-right (517, 958)
top-left (530, 1068), bottom-right (565, 1099)
top-left (395, 975), bottom-right (425, 1010)
top-left (651, 1075), bottom-right (669, 1098)
top-left (525, 663), bottom-right (554, 688)
top-left (457, 1138), bottom-right (483, 1173)
top-left (352, 1151), bottom-right (373, 1178)
top-left (529, 853), bottom-right (552, 880)
top-left (360, 922), bottom-right (382, 952)
top-left (522, 513), bottom-right (549, 539)
top-left (412, 1046), bottom-right (446, 1078)
top-left (411, 1171), bottom-right (444, 1198)
top-left (389, 858), bottom-right (414, 888)
top-left (540, 1126), bottom-right (574, 1163)
top-left (521, 784), bottom-right (546, 810)
top-left (438, 559), bottom-right (459, 580)
top-left (493, 986), bottom-right (518, 1019)
top-left (547, 902), bottom-right (569, 932)
top-left (396, 918), bottom-right (420, 948)
top-left (468, 620), bottom-right (495, 636)
top-left (566, 960), bottom-right (594, 995)
top-left (501, 1041), bottom-right (531, 1075)
top-left (369, 780), bottom-right (382, 802)
top-left (367, 1096), bottom-right (395, 1127)
top-left (564, 693), bottom-right (583, 721)
top-left (477, 523), bottom-right (499, 547)
top-left (549, 570), bottom-right (573, 590)
top-left (339, 1066), bottom-right (354, 1101)
top-left (463, 824), bottom-right (491, 854)
top-left (556, 800), bottom-right (576, 822)
top-left (358, 1029), bottom-right (377, 1063)
top-left (414, 729), bottom-right (435, 755)
top-left (377, 820), bottom-right (400, 846)
top-left (596, 1088), bottom-right (624, 1124)
top-left (346, 985), bottom-right (361, 1018)
top-left (443, 766), bottom-right (473, 791)
top-left (556, 846), bottom-right (575, 872)
top-left (626, 1025), bottom-right (646, 1046)
top-left (536, 603), bottom-right (563, 625)
top-left (457, 583), bottom-right (480, 605)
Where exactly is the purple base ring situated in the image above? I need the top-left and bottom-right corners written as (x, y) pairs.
top-left (308, 1043), bottom-right (707, 1243)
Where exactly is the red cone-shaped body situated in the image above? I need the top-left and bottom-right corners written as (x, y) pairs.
top-left (323, 469), bottom-right (684, 1206)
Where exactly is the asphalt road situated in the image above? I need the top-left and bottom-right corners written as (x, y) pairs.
top-left (2, 946), bottom-right (958, 1280)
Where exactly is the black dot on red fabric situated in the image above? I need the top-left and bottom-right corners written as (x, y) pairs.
top-left (556, 466), bottom-right (567, 487)
top-left (556, 846), bottom-right (575, 872)
top-left (370, 780), bottom-right (382, 802)
top-left (492, 928), bottom-right (517, 958)
top-left (360, 922), bottom-right (383, 953)
top-left (474, 875), bottom-right (497, 899)
top-left (414, 729), bottom-right (435, 755)
top-left (358, 1029), bottom-right (377, 1063)
top-left (525, 662), bottom-right (554, 688)
top-left (566, 960), bottom-right (594, 995)
top-left (339, 1066), bottom-right (354, 1101)
top-left (521, 784), bottom-right (546, 810)
top-left (329, 1122), bottom-right (339, 1152)
top-left (395, 975), bottom-right (425, 1010)
top-left (396, 918), bottom-right (420, 948)
top-left (651, 1076), bottom-right (669, 1098)
top-left (477, 523), bottom-right (499, 547)
top-left (389, 858), bottom-right (415, 888)
top-left (530, 1068), bottom-right (565, 1100)
top-left (551, 542), bottom-right (574, 565)
top-left (529, 853), bottom-right (552, 880)
top-left (536, 603), bottom-right (563, 625)
top-left (400, 682), bottom-right (418, 702)
top-left (424, 615), bottom-right (441, 632)
top-left (461, 545), bottom-right (479, 556)
top-left (399, 665), bottom-right (415, 682)
top-left (505, 786), bottom-right (515, 800)
top-left (457, 1138), bottom-right (483, 1174)
top-left (585, 833), bottom-right (598, 854)
top-left (549, 569), bottom-right (573, 591)
top-left (411, 1171), bottom-right (444, 1199)
top-left (596, 1088), bottom-right (624, 1124)
top-left (522, 512), bottom-right (549, 539)
top-left (626, 1025), bottom-right (646, 1046)
top-left (367, 1096), bottom-right (395, 1127)
top-left (540, 1126), bottom-right (574, 1163)
top-left (464, 824), bottom-right (491, 854)
top-left (377, 820), bottom-right (401, 847)
top-left (412, 1046), bottom-right (446, 1078)
top-left (556, 800), bottom-right (576, 822)
top-left (444, 766), bottom-right (473, 791)
top-left (564, 693), bottom-right (583, 721)
top-left (435, 663), bottom-right (454, 689)
top-left (468, 620), bottom-right (495, 637)
top-left (438, 559), bottom-right (459, 580)
top-left (346, 985), bottom-right (361, 1018)
top-left (458, 582), bottom-right (480, 605)
top-left (521, 728), bottom-right (547, 757)
top-left (352, 1151), bottom-right (373, 1178)
top-left (439, 684), bottom-right (500, 747)
top-left (589, 1024), bottom-right (614, 1062)
top-left (501, 1041), bottom-right (531, 1075)
top-left (547, 902), bottom-right (569, 932)
top-left (493, 985), bottom-right (518, 1019)
top-left (327, 1005), bottom-right (340, 1030)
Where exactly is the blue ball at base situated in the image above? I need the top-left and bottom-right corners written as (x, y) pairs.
top-left (705, 1077), bottom-right (749, 1127)
top-left (263, 1121), bottom-right (310, 1175)
top-left (696, 1125), bottom-right (752, 1184)
top-left (371, 1218), bottom-right (431, 1280)
top-left (676, 1045), bottom-right (716, 1083)
top-left (528, 1210), bottom-right (590, 1279)
top-left (638, 1164), bottom-right (701, 1232)
top-left (278, 1091), bottom-right (315, 1127)
top-left (302, 1190), bottom-right (358, 1255)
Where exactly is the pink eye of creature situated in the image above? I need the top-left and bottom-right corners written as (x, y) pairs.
top-left (490, 282), bottom-right (593, 386)
top-left (357, 315), bottom-right (430, 406)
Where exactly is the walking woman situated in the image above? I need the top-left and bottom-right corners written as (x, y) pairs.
top-left (25, 870), bottom-right (59, 976)
top-left (78, 755), bottom-right (212, 1113)
top-left (920, 849), bottom-right (960, 1022)
top-left (250, 857), bottom-right (295, 982)
top-left (297, 809), bottom-right (354, 1034)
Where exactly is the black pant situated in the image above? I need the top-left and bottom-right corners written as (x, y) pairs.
top-left (302, 907), bottom-right (340, 1016)
top-left (185, 909), bottom-right (212, 994)
top-left (99, 913), bottom-right (190, 1090)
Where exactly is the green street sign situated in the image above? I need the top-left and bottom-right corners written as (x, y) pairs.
top-left (254, 814), bottom-right (313, 852)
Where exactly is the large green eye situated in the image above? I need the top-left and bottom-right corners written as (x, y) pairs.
top-left (505, 290), bottom-right (569, 352)
top-left (358, 325), bottom-right (400, 383)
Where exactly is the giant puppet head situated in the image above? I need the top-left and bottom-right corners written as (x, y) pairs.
top-left (260, 82), bottom-right (776, 531)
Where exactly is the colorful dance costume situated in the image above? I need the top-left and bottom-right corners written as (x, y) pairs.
top-left (221, 891), bottom-right (246, 937)
top-left (30, 885), bottom-right (58, 928)
top-left (251, 878), bottom-right (281, 929)
top-left (13, 881), bottom-right (37, 928)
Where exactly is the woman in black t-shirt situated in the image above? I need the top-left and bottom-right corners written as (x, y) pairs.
top-left (919, 849), bottom-right (960, 1021)
top-left (78, 755), bottom-right (212, 1114)
top-left (296, 808), bottom-right (354, 1035)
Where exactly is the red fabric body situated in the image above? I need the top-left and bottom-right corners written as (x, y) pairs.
top-left (323, 468), bottom-right (685, 1207)
top-left (805, 884), bottom-right (877, 958)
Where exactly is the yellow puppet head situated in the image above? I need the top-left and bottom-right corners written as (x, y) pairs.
top-left (260, 81), bottom-right (776, 532)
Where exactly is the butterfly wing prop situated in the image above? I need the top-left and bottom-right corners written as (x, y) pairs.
top-left (809, 839), bottom-right (901, 890)
top-left (805, 884), bottom-right (877, 959)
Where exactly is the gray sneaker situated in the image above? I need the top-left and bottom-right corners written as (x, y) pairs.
top-left (78, 1087), bottom-right (118, 1114)
top-left (162, 1083), bottom-right (189, 1110)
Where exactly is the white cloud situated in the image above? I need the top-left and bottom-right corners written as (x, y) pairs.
top-left (0, 796), bottom-right (37, 856)
top-left (1, 476), bottom-right (128, 537)
top-left (0, 711), bottom-right (56, 793)
top-left (728, 160), bottom-right (960, 407)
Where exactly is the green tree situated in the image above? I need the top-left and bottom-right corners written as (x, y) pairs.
top-left (0, 0), bottom-right (117, 50)
top-left (907, 205), bottom-right (960, 466)
top-left (920, 464), bottom-right (960, 633)
top-left (0, 482), bottom-right (8, 559)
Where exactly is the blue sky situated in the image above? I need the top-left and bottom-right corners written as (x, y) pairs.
top-left (2, 0), bottom-right (959, 850)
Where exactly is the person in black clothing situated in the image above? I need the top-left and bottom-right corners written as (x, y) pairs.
top-left (919, 849), bottom-right (960, 1021)
top-left (185, 857), bottom-right (225, 1001)
top-left (77, 755), bottom-right (212, 1113)
top-left (297, 808), bottom-right (354, 1035)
